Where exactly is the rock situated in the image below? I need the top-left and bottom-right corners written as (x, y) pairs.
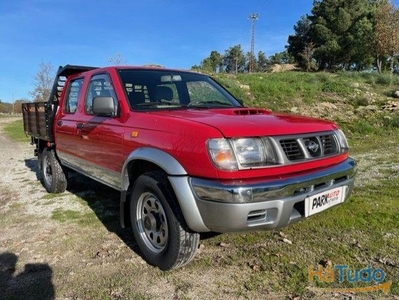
top-left (282, 238), bottom-right (292, 244)
top-left (319, 102), bottom-right (337, 110)
top-left (319, 259), bottom-right (332, 268)
top-left (382, 101), bottom-right (399, 111)
top-left (355, 105), bottom-right (379, 114)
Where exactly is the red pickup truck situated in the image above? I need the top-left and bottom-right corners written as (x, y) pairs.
top-left (22, 65), bottom-right (356, 270)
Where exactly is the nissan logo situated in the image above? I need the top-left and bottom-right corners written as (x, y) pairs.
top-left (307, 141), bottom-right (319, 153)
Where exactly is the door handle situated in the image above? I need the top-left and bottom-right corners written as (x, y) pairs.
top-left (77, 123), bottom-right (84, 130)
top-left (57, 120), bottom-right (63, 126)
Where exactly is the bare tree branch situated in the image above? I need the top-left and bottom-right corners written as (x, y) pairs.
top-left (29, 62), bottom-right (55, 102)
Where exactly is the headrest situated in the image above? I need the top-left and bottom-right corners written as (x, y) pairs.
top-left (156, 86), bottom-right (173, 101)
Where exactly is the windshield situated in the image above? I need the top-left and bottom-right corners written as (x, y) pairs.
top-left (118, 69), bottom-right (242, 110)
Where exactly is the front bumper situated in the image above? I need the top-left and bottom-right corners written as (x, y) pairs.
top-left (189, 157), bottom-right (356, 233)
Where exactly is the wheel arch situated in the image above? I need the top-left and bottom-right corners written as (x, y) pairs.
top-left (120, 148), bottom-right (185, 227)
top-left (119, 147), bottom-right (208, 232)
top-left (121, 147), bottom-right (187, 192)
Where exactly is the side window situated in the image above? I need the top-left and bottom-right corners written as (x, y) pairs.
top-left (85, 74), bottom-right (117, 115)
top-left (64, 78), bottom-right (84, 114)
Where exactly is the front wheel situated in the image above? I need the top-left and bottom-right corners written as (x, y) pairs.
top-left (40, 148), bottom-right (67, 193)
top-left (130, 171), bottom-right (200, 270)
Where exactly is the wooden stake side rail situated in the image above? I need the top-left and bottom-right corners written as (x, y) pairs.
top-left (22, 102), bottom-right (53, 141)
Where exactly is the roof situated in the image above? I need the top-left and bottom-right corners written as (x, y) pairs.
top-left (56, 64), bottom-right (202, 78)
top-left (57, 65), bottom-right (99, 77)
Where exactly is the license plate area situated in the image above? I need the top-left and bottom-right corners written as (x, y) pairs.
top-left (305, 186), bottom-right (346, 217)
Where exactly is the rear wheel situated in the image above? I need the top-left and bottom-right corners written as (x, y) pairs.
top-left (130, 171), bottom-right (199, 270)
top-left (40, 148), bottom-right (67, 193)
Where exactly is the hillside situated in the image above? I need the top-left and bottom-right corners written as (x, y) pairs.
top-left (213, 71), bottom-right (399, 137)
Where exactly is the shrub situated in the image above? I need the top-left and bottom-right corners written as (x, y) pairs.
top-left (321, 81), bottom-right (351, 95)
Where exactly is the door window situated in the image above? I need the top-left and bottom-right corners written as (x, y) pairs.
top-left (64, 78), bottom-right (84, 114)
top-left (85, 74), bottom-right (118, 115)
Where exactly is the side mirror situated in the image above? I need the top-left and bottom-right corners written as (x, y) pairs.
top-left (92, 97), bottom-right (116, 116)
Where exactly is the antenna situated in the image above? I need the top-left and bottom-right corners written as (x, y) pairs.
top-left (248, 13), bottom-right (259, 73)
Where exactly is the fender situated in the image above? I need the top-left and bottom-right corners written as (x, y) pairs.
top-left (119, 147), bottom-right (209, 232)
top-left (121, 147), bottom-right (187, 191)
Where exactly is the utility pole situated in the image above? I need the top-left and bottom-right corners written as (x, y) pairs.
top-left (248, 13), bottom-right (259, 73)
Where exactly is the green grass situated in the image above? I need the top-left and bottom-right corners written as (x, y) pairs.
top-left (51, 207), bottom-right (98, 226)
top-left (3, 118), bottom-right (29, 142)
top-left (215, 71), bottom-right (349, 109)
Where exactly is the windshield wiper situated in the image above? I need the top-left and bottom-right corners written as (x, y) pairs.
top-left (186, 100), bottom-right (235, 108)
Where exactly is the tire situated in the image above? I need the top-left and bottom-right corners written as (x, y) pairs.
top-left (130, 171), bottom-right (200, 270)
top-left (40, 148), bottom-right (67, 193)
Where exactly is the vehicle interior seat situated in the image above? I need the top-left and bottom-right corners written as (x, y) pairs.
top-left (155, 86), bottom-right (173, 102)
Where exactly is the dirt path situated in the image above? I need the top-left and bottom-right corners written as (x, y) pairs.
top-left (0, 117), bottom-right (138, 299)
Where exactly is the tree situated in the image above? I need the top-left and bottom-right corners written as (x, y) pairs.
top-left (257, 51), bottom-right (269, 72)
top-left (108, 53), bottom-right (126, 65)
top-left (287, 15), bottom-right (313, 68)
top-left (201, 51), bottom-right (223, 72)
top-left (245, 51), bottom-right (257, 73)
top-left (269, 51), bottom-right (293, 64)
top-left (308, 0), bottom-right (376, 70)
top-left (349, 14), bottom-right (375, 70)
top-left (29, 62), bottom-right (55, 102)
top-left (374, 0), bottom-right (399, 73)
top-left (223, 45), bottom-right (246, 73)
top-left (301, 42), bottom-right (316, 71)
top-left (0, 100), bottom-right (12, 113)
top-left (13, 99), bottom-right (29, 114)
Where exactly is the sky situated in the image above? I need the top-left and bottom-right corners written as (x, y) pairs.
top-left (0, 1), bottom-right (335, 102)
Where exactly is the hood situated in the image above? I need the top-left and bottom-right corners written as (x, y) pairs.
top-left (152, 108), bottom-right (337, 137)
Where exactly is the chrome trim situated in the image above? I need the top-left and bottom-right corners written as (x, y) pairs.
top-left (58, 152), bottom-right (121, 190)
top-left (191, 157), bottom-right (356, 203)
top-left (208, 130), bottom-right (345, 171)
top-left (273, 131), bottom-right (341, 164)
top-left (189, 158), bottom-right (356, 233)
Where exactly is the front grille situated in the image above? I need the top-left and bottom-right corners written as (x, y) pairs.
top-left (321, 135), bottom-right (337, 155)
top-left (277, 132), bottom-right (339, 162)
top-left (304, 137), bottom-right (322, 157)
top-left (280, 139), bottom-right (304, 160)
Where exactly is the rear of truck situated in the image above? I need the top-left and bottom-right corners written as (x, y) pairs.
top-left (22, 65), bottom-right (98, 193)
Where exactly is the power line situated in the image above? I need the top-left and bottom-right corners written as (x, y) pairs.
top-left (248, 13), bottom-right (259, 72)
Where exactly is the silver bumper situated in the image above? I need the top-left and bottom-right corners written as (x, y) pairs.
top-left (188, 158), bottom-right (356, 233)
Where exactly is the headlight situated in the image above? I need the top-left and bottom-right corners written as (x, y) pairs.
top-left (208, 139), bottom-right (238, 170)
top-left (232, 138), bottom-right (266, 166)
top-left (336, 129), bottom-right (349, 151)
top-left (207, 138), bottom-right (277, 170)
